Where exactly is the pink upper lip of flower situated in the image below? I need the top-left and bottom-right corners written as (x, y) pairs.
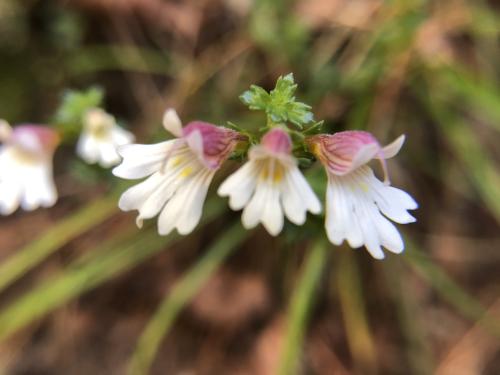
top-left (260, 127), bottom-right (292, 155)
top-left (307, 130), bottom-right (405, 183)
top-left (10, 124), bottom-right (60, 155)
top-left (182, 121), bottom-right (247, 169)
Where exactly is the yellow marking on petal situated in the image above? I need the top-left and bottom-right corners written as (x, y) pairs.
top-left (11, 148), bottom-right (39, 165)
top-left (89, 124), bottom-right (110, 140)
top-left (273, 164), bottom-right (283, 183)
top-left (180, 166), bottom-right (193, 178)
top-left (359, 182), bottom-right (369, 192)
top-left (258, 161), bottom-right (284, 184)
top-left (311, 143), bottom-right (320, 156)
top-left (170, 156), bottom-right (183, 167)
top-left (259, 163), bottom-right (269, 181)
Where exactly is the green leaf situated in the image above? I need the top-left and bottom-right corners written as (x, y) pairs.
top-left (239, 85), bottom-right (270, 110)
top-left (53, 86), bottom-right (104, 138)
top-left (240, 73), bottom-right (314, 128)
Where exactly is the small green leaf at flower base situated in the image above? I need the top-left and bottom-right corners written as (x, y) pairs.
top-left (303, 120), bottom-right (325, 135)
top-left (239, 73), bottom-right (314, 129)
top-left (239, 85), bottom-right (270, 110)
top-left (53, 86), bottom-right (104, 139)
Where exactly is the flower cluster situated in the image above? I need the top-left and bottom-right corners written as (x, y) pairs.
top-left (1, 75), bottom-right (417, 259)
top-left (111, 74), bottom-right (417, 259)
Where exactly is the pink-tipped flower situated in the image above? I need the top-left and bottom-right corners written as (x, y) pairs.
top-left (307, 131), bottom-right (417, 259)
top-left (218, 127), bottom-right (321, 235)
top-left (77, 108), bottom-right (135, 167)
top-left (0, 120), bottom-right (59, 215)
top-left (113, 109), bottom-right (244, 235)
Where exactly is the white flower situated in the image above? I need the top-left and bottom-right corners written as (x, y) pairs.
top-left (77, 108), bottom-right (134, 167)
top-left (0, 121), bottom-right (59, 215)
top-left (112, 109), bottom-right (245, 235)
top-left (308, 131), bottom-right (418, 259)
top-left (218, 127), bottom-right (321, 236)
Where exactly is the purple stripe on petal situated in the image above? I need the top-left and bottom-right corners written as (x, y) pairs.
top-left (183, 121), bottom-right (246, 169)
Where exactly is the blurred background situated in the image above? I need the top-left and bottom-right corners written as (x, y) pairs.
top-left (0, 0), bottom-right (499, 374)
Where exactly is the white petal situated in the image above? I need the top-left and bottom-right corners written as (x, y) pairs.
top-left (218, 162), bottom-right (259, 210)
top-left (20, 162), bottom-right (57, 211)
top-left (76, 133), bottom-right (100, 164)
top-left (176, 170), bottom-right (214, 234)
top-left (162, 108), bottom-right (183, 137)
top-left (288, 167), bottom-right (321, 214)
top-left (98, 142), bottom-right (122, 168)
top-left (241, 182), bottom-right (269, 230)
top-left (157, 169), bottom-right (214, 235)
top-left (282, 167), bottom-right (307, 225)
top-left (370, 209), bottom-right (404, 254)
top-left (111, 126), bottom-right (135, 146)
top-left (325, 176), bottom-right (363, 248)
top-left (357, 200), bottom-right (385, 259)
top-left (0, 180), bottom-right (21, 215)
top-left (112, 140), bottom-right (176, 179)
top-left (382, 135), bottom-right (405, 159)
top-left (261, 185), bottom-right (283, 236)
top-left (360, 168), bottom-right (417, 223)
top-left (242, 181), bottom-right (283, 236)
top-left (119, 172), bottom-right (175, 227)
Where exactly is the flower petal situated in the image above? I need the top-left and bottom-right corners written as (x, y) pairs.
top-left (98, 142), bottom-right (122, 167)
top-left (218, 161), bottom-right (259, 210)
top-left (76, 133), bottom-right (100, 164)
top-left (163, 108), bottom-right (183, 137)
top-left (381, 135), bottom-right (405, 159)
top-left (157, 168), bottom-right (214, 235)
top-left (112, 140), bottom-right (176, 179)
top-left (0, 180), bottom-right (21, 215)
top-left (185, 129), bottom-right (205, 164)
top-left (20, 162), bottom-right (57, 211)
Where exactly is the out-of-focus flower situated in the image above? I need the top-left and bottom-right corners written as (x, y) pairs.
top-left (113, 109), bottom-right (245, 235)
top-left (0, 120), bottom-right (59, 215)
top-left (307, 131), bottom-right (417, 259)
top-left (218, 127), bottom-right (321, 236)
top-left (77, 108), bottom-right (134, 167)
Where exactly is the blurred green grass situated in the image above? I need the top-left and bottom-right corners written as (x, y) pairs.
top-left (0, 0), bottom-right (499, 374)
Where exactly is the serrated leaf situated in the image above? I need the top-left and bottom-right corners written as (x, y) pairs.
top-left (240, 73), bottom-right (314, 128)
top-left (239, 85), bottom-right (270, 110)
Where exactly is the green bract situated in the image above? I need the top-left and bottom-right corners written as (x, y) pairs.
top-left (53, 87), bottom-right (104, 138)
top-left (239, 73), bottom-right (314, 129)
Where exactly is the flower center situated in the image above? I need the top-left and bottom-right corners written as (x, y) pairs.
top-left (10, 146), bottom-right (41, 165)
top-left (259, 159), bottom-right (284, 184)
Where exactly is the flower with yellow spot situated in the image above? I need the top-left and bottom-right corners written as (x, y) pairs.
top-left (77, 108), bottom-right (135, 167)
top-left (218, 127), bottom-right (321, 235)
top-left (307, 131), bottom-right (418, 259)
top-left (113, 109), bottom-right (245, 235)
top-left (0, 120), bottom-right (59, 215)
